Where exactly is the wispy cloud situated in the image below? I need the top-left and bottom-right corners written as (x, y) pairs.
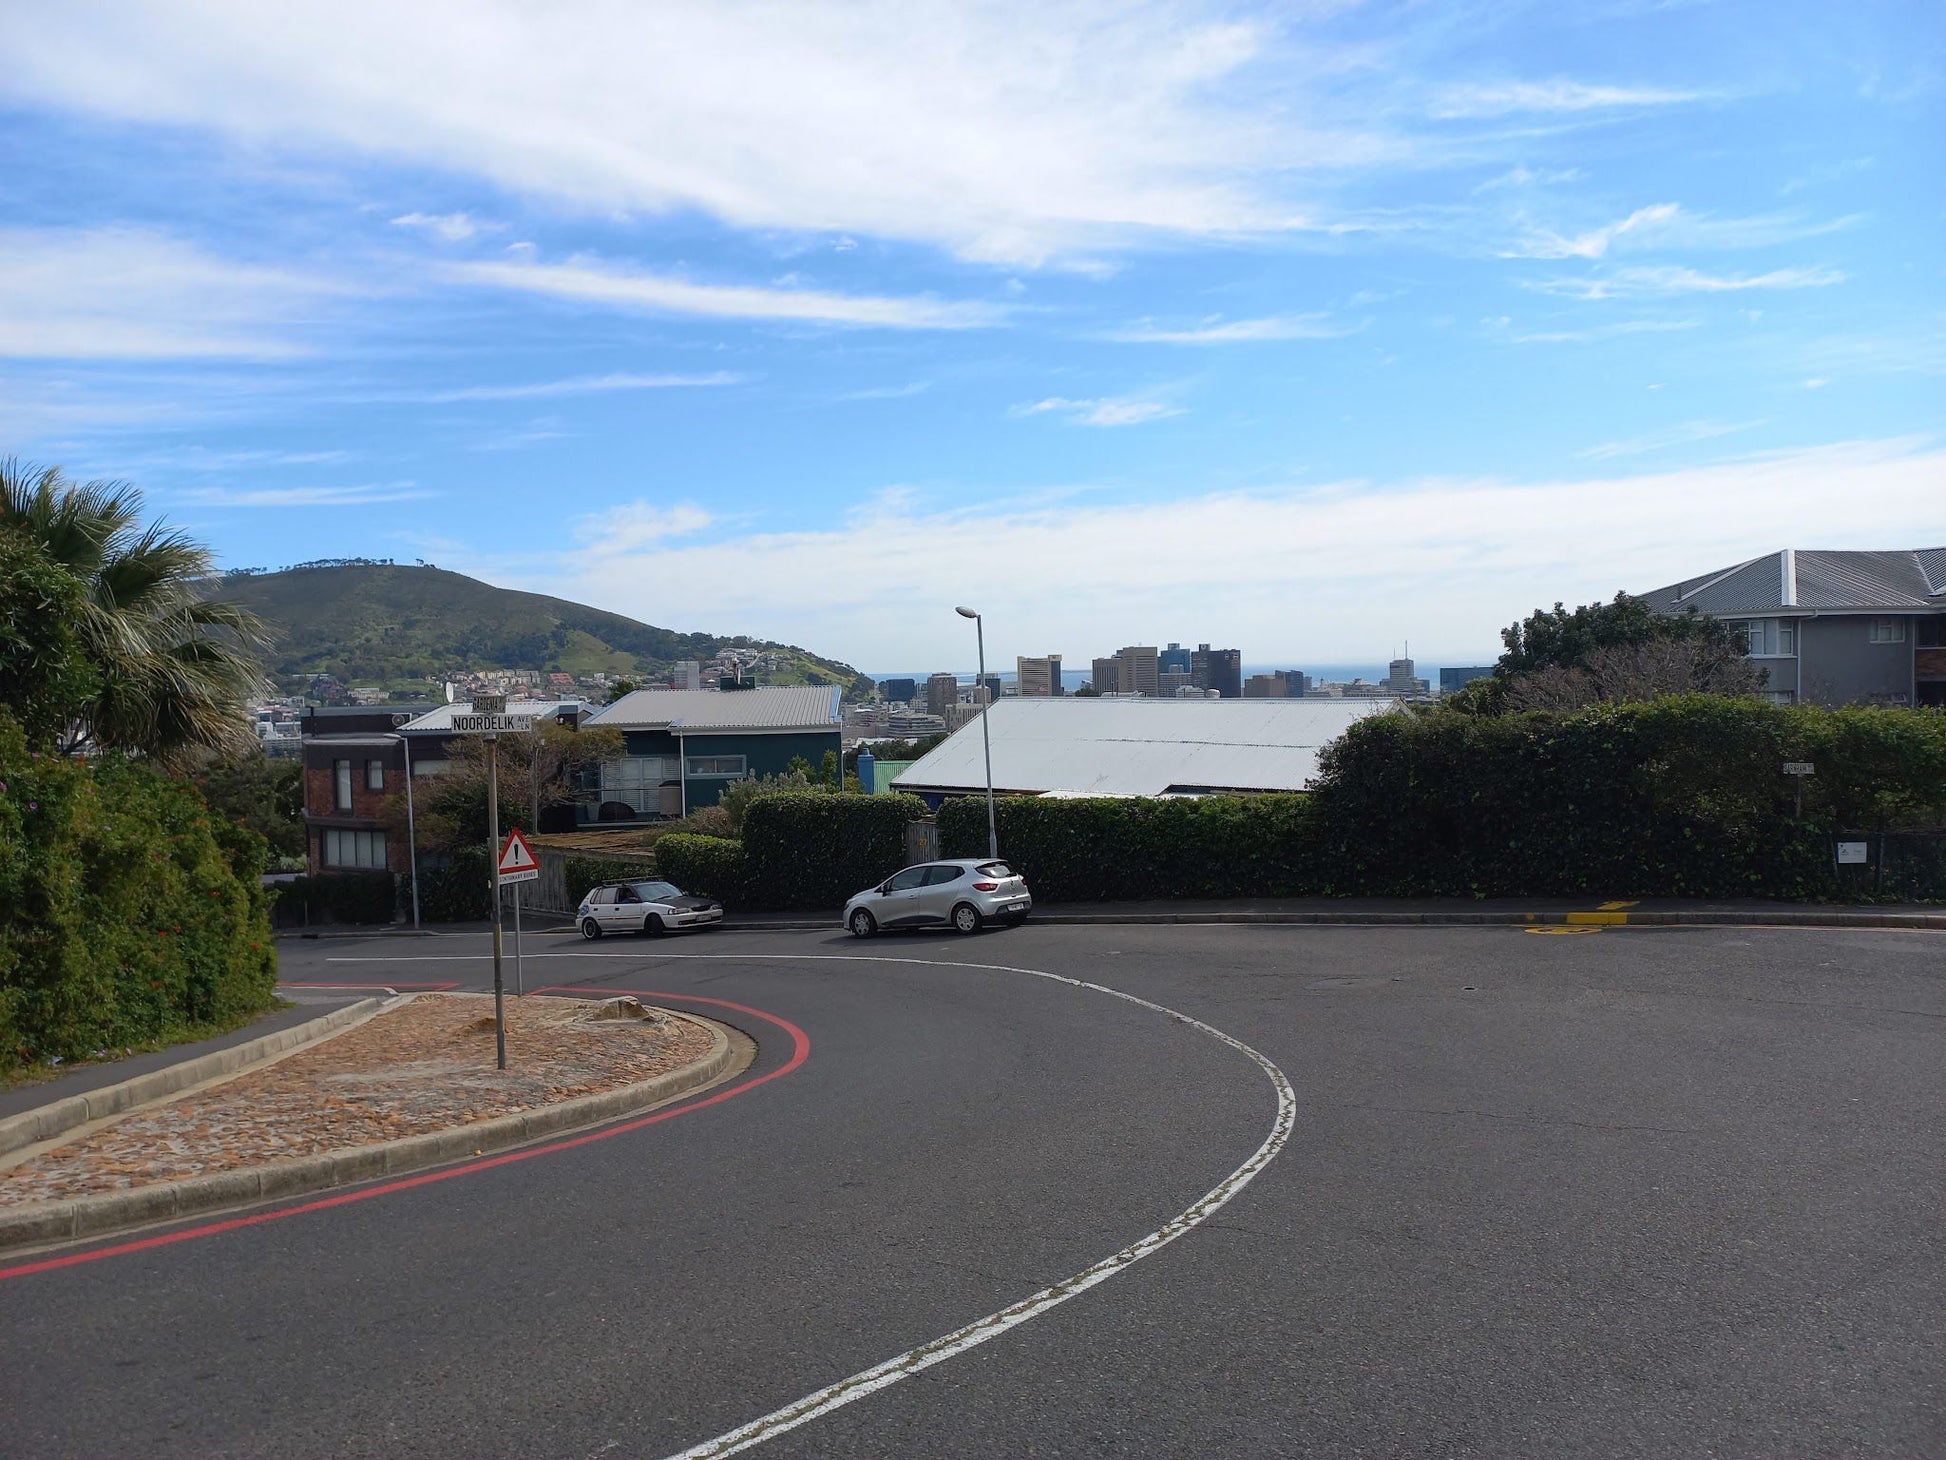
top-left (1015, 396), bottom-right (1184, 427)
top-left (0, 227), bottom-right (345, 359)
top-left (451, 257), bottom-right (1006, 329)
top-left (1475, 166), bottom-right (1583, 193)
top-left (1505, 202), bottom-right (1680, 260)
top-left (1433, 80), bottom-right (1703, 118)
top-left (180, 481), bottom-right (430, 507)
top-left (391, 211), bottom-right (499, 242)
top-left (418, 371), bottom-right (744, 402)
top-left (573, 502), bottom-right (715, 555)
top-left (1531, 265), bottom-right (1847, 300)
top-left (836, 382), bottom-right (931, 401)
top-left (1106, 314), bottom-right (1354, 344)
top-left (1508, 318), bottom-right (1701, 344)
top-left (1577, 419), bottom-right (1765, 460)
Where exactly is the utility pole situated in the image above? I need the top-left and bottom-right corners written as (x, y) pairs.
top-left (486, 731), bottom-right (507, 1070)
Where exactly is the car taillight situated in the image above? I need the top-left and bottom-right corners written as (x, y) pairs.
top-left (972, 880), bottom-right (998, 891)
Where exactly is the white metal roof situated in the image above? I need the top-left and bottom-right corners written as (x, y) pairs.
top-left (587, 685), bottom-right (842, 733)
top-left (395, 699), bottom-right (585, 732)
top-left (891, 697), bottom-right (1396, 797)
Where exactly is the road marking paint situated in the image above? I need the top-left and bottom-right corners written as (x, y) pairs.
top-left (1525, 926), bottom-right (1603, 936)
top-left (1596, 901), bottom-right (1641, 911)
top-left (510, 952), bottom-right (1295, 1460)
top-left (0, 993), bottom-right (808, 1283)
top-left (1565, 911), bottom-right (1630, 926)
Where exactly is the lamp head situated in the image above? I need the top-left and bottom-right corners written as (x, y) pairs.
top-left (954, 606), bottom-right (979, 619)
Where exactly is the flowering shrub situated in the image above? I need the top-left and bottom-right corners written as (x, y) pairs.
top-left (0, 712), bottom-right (277, 1073)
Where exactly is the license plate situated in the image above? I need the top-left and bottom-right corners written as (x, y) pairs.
top-left (1006, 902), bottom-right (1028, 913)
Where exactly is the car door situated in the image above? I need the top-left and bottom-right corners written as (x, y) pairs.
top-left (916, 864), bottom-right (966, 923)
top-left (603, 887), bottom-right (642, 930)
top-left (877, 865), bottom-right (929, 926)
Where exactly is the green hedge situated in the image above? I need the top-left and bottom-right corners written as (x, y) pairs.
top-left (563, 854), bottom-right (659, 907)
top-left (653, 835), bottom-right (748, 903)
top-left (269, 871), bottom-right (396, 927)
top-left (939, 794), bottom-right (1321, 901)
top-left (416, 849), bottom-right (490, 923)
top-left (739, 792), bottom-right (927, 909)
top-left (0, 714), bottom-right (277, 1073)
top-left (1313, 698), bottom-right (1946, 900)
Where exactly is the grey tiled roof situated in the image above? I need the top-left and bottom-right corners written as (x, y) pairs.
top-left (587, 685), bottom-right (842, 732)
top-left (1641, 548), bottom-right (1946, 615)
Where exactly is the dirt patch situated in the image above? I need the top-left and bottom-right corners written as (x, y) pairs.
top-left (0, 994), bottom-right (716, 1204)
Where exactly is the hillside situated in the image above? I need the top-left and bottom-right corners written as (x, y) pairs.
top-left (217, 562), bottom-right (865, 694)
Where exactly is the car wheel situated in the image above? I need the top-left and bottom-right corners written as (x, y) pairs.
top-left (952, 902), bottom-right (983, 935)
top-left (849, 909), bottom-right (877, 938)
top-left (579, 917), bottom-right (602, 940)
top-left (642, 913), bottom-right (665, 936)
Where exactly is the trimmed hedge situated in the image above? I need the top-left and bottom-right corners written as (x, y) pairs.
top-left (269, 871), bottom-right (396, 927)
top-left (417, 849), bottom-right (490, 923)
top-left (0, 714), bottom-right (277, 1074)
top-left (738, 792), bottom-right (927, 909)
top-left (653, 835), bottom-right (749, 902)
top-left (563, 854), bottom-right (659, 905)
top-left (939, 794), bottom-right (1321, 902)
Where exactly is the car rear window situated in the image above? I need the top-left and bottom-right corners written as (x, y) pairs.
top-left (976, 862), bottom-right (1014, 878)
top-left (924, 865), bottom-right (964, 885)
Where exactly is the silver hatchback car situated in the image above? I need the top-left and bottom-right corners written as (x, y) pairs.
top-left (843, 858), bottom-right (1031, 937)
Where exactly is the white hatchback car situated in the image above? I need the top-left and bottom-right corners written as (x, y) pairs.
top-left (843, 858), bottom-right (1031, 937)
top-left (577, 881), bottom-right (724, 938)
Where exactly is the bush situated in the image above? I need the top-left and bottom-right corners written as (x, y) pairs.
top-left (739, 792), bottom-right (927, 908)
top-left (564, 854), bottom-right (659, 906)
top-left (939, 794), bottom-right (1320, 902)
top-left (0, 713), bottom-right (277, 1074)
top-left (653, 834), bottom-right (748, 902)
top-left (415, 849), bottom-right (490, 923)
top-left (268, 871), bottom-right (397, 927)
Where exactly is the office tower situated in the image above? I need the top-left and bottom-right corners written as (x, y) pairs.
top-left (977, 673), bottom-right (1002, 704)
top-left (1191, 644), bottom-right (1243, 699)
top-left (1016, 655), bottom-right (1063, 697)
top-left (879, 677), bottom-right (918, 704)
top-left (1115, 645), bottom-right (1160, 697)
top-left (1091, 656), bottom-right (1123, 695)
top-left (926, 672), bottom-right (960, 718)
top-left (1159, 642), bottom-right (1192, 675)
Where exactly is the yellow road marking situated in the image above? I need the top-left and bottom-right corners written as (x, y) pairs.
top-left (1597, 900), bottom-right (1640, 911)
top-left (1525, 926), bottom-right (1603, 935)
top-left (1566, 911), bottom-right (1630, 925)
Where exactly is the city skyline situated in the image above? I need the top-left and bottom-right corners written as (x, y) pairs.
top-left (2, 2), bottom-right (1940, 667)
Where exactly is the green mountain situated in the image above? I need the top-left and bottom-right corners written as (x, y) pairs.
top-left (217, 561), bottom-right (866, 695)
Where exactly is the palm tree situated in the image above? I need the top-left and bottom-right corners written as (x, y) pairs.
top-left (1, 459), bottom-right (269, 763)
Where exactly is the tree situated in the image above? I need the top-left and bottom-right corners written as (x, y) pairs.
top-left (382, 721), bottom-right (623, 850)
top-left (0, 525), bottom-right (98, 748)
top-left (604, 678), bottom-right (638, 704)
top-left (1477, 591), bottom-right (1760, 712)
top-left (1495, 593), bottom-right (1739, 678)
top-left (189, 748), bottom-right (306, 861)
top-left (1, 460), bottom-right (268, 764)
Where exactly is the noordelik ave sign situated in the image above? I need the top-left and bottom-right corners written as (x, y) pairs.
top-left (451, 712), bottom-right (534, 734)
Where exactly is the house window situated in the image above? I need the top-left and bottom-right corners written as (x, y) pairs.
top-left (1777, 621), bottom-right (1796, 654)
top-left (1727, 620), bottom-right (1766, 655)
top-left (1867, 617), bottom-right (1906, 644)
top-left (684, 755), bottom-right (748, 777)
top-left (365, 759), bottom-right (384, 791)
top-left (333, 759), bottom-right (353, 810)
top-left (322, 828), bottom-right (387, 869)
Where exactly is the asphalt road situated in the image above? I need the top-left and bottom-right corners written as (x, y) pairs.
top-left (2, 922), bottom-right (1940, 1458)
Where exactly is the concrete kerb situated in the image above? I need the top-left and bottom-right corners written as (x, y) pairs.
top-left (0, 996), bottom-right (392, 1161)
top-left (0, 1014), bottom-right (740, 1253)
top-left (699, 908), bottom-right (1946, 933)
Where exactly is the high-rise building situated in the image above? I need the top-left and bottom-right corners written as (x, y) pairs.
top-left (1016, 655), bottom-right (1063, 697)
top-left (1439, 666), bottom-right (1493, 696)
top-left (1382, 657), bottom-right (1430, 697)
top-left (976, 673), bottom-right (1002, 704)
top-left (1159, 642), bottom-right (1192, 675)
top-left (1158, 669), bottom-right (1193, 697)
top-left (1091, 656), bottom-right (1123, 695)
top-left (1243, 673), bottom-right (1289, 698)
top-left (1191, 644), bottom-right (1243, 699)
top-left (671, 660), bottom-right (702, 690)
top-left (879, 677), bottom-right (918, 704)
top-left (926, 672), bottom-right (960, 718)
top-left (1115, 645), bottom-right (1160, 698)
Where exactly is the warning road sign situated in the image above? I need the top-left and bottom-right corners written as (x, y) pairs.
top-left (497, 828), bottom-right (540, 885)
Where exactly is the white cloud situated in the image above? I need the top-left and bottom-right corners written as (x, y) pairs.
top-left (837, 382), bottom-right (931, 401)
top-left (1532, 265), bottom-right (1847, 300)
top-left (1509, 318), bottom-right (1700, 344)
top-left (1576, 419), bottom-right (1765, 460)
top-left (1802, 377), bottom-right (1830, 389)
top-left (1107, 314), bottom-right (1353, 344)
top-left (1505, 202), bottom-right (1681, 260)
top-left (418, 371), bottom-right (743, 402)
top-left (1474, 166), bottom-right (1583, 192)
top-left (575, 502), bottom-right (715, 556)
top-left (450, 257), bottom-right (1005, 329)
top-left (1433, 80), bottom-right (1703, 118)
top-left (180, 481), bottom-right (429, 507)
top-left (1016, 396), bottom-right (1184, 427)
top-left (498, 437), bottom-right (1946, 666)
top-left (0, 227), bottom-right (343, 359)
top-left (0, 3), bottom-right (1381, 264)
top-left (391, 211), bottom-right (499, 242)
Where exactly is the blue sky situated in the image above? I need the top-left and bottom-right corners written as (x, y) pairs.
top-left (1, 1), bottom-right (1940, 672)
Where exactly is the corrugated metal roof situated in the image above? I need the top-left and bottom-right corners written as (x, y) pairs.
top-left (395, 699), bottom-right (585, 732)
top-left (1641, 548), bottom-right (1946, 615)
top-left (587, 685), bottom-right (842, 732)
top-left (890, 698), bottom-right (1397, 797)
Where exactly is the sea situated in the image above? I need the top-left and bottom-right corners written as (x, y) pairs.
top-left (865, 662), bottom-right (1489, 692)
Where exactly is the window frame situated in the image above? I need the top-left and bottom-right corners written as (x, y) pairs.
top-left (333, 759), bottom-right (353, 811)
top-left (885, 866), bottom-right (928, 893)
top-left (1867, 617), bottom-right (1907, 644)
top-left (322, 827), bottom-right (387, 870)
top-left (684, 754), bottom-right (749, 778)
top-left (365, 759), bottom-right (384, 792)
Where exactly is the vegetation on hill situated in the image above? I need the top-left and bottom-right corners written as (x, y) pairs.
top-left (216, 561), bottom-right (866, 694)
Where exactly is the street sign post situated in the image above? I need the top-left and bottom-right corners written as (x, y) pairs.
top-left (448, 703), bottom-right (537, 1068)
top-left (498, 829), bottom-right (540, 997)
top-left (1783, 761), bottom-right (1815, 817)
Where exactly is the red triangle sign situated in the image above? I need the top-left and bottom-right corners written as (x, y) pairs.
top-left (497, 828), bottom-right (539, 875)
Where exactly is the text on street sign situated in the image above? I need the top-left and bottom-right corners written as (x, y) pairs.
top-left (452, 713), bottom-right (534, 734)
top-left (1782, 762), bottom-right (1815, 776)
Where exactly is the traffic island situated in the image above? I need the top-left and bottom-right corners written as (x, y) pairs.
top-left (0, 993), bottom-right (745, 1251)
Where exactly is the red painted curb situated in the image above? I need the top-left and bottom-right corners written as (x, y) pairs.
top-left (0, 991), bottom-right (809, 1283)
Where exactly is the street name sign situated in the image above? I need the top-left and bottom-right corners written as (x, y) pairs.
top-left (1782, 762), bottom-right (1815, 776)
top-left (472, 693), bottom-right (507, 714)
top-left (497, 828), bottom-right (540, 885)
top-left (452, 712), bottom-right (534, 734)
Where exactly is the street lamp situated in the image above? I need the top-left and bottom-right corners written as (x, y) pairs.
top-left (955, 606), bottom-right (999, 859)
top-left (383, 731), bottom-right (422, 930)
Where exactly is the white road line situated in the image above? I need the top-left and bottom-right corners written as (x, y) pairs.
top-left (341, 948), bottom-right (1292, 1458)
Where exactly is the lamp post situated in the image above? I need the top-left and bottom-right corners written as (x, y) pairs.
top-left (955, 606), bottom-right (999, 859)
top-left (384, 731), bottom-right (421, 931)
